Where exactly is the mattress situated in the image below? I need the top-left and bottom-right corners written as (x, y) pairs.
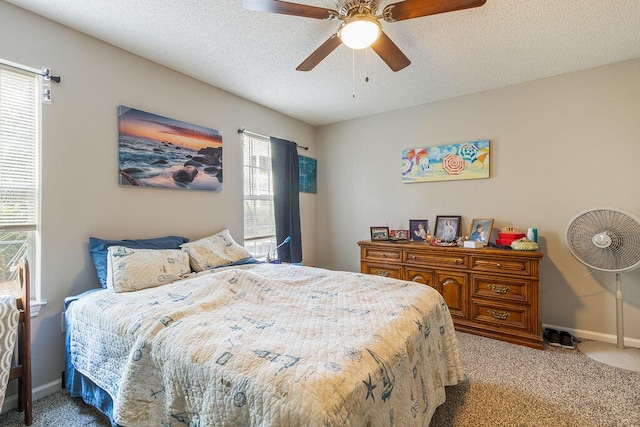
top-left (65, 263), bottom-right (463, 426)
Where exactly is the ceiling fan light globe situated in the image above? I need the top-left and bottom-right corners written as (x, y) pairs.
top-left (339, 16), bottom-right (381, 49)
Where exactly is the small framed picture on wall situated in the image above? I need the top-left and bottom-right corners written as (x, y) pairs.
top-left (409, 219), bottom-right (428, 242)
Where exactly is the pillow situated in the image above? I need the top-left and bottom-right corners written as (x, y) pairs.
top-left (89, 235), bottom-right (189, 288)
top-left (180, 229), bottom-right (252, 272)
top-left (105, 246), bottom-right (191, 293)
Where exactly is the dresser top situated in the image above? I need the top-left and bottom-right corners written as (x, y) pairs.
top-left (358, 239), bottom-right (543, 259)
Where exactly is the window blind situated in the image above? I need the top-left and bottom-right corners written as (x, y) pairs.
top-left (243, 134), bottom-right (275, 240)
top-left (0, 67), bottom-right (39, 231)
top-left (243, 133), bottom-right (276, 259)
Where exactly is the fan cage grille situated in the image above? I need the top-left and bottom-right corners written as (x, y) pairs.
top-left (566, 208), bottom-right (640, 272)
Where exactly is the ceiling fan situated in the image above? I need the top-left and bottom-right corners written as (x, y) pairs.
top-left (243, 0), bottom-right (487, 72)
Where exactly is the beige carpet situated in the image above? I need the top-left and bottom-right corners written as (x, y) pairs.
top-left (430, 333), bottom-right (640, 426)
top-left (1, 332), bottom-right (638, 426)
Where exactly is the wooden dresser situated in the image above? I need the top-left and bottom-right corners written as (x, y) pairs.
top-left (358, 240), bottom-right (544, 349)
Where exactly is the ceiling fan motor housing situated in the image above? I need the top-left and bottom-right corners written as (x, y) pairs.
top-left (338, 0), bottom-right (379, 19)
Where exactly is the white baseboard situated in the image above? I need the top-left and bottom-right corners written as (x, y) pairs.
top-left (543, 323), bottom-right (640, 349)
top-left (1, 378), bottom-right (61, 415)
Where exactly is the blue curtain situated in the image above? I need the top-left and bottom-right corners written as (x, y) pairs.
top-left (270, 137), bottom-right (302, 263)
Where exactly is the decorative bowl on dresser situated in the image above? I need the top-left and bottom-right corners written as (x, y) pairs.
top-left (358, 240), bottom-right (544, 349)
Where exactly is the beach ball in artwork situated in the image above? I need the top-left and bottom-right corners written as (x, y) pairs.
top-left (442, 154), bottom-right (466, 175)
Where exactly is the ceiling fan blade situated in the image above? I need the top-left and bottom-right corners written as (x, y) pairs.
top-left (370, 31), bottom-right (411, 72)
top-left (296, 34), bottom-right (342, 71)
top-left (243, 0), bottom-right (337, 20)
top-left (383, 0), bottom-right (487, 22)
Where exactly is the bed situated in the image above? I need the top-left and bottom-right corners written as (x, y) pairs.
top-left (65, 232), bottom-right (464, 426)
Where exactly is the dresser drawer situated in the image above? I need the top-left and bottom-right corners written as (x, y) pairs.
top-left (361, 262), bottom-right (403, 279)
top-left (470, 256), bottom-right (531, 276)
top-left (405, 250), bottom-right (467, 269)
top-left (470, 301), bottom-right (529, 330)
top-left (471, 274), bottom-right (530, 303)
top-left (362, 247), bottom-right (402, 263)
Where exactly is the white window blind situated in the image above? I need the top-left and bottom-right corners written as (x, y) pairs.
top-left (0, 67), bottom-right (39, 231)
top-left (243, 133), bottom-right (276, 258)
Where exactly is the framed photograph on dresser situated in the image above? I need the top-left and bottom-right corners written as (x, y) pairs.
top-left (409, 219), bottom-right (428, 242)
top-left (370, 226), bottom-right (390, 241)
top-left (434, 216), bottom-right (461, 242)
top-left (469, 218), bottom-right (494, 246)
top-left (390, 229), bottom-right (409, 241)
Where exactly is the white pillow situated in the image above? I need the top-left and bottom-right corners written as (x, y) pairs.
top-left (180, 229), bottom-right (252, 272)
top-left (106, 246), bottom-right (191, 293)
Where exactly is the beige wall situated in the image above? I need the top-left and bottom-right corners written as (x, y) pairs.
top-left (315, 58), bottom-right (640, 344)
top-left (2, 0), bottom-right (639, 404)
top-left (0, 1), bottom-right (316, 396)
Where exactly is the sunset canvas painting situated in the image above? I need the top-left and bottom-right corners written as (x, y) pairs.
top-left (118, 106), bottom-right (223, 191)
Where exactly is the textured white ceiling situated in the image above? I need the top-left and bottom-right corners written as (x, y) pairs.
top-left (5, 0), bottom-right (640, 126)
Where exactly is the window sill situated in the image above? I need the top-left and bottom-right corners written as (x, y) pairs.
top-left (30, 300), bottom-right (47, 317)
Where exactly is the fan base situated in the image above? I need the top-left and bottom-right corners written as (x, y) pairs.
top-left (578, 341), bottom-right (640, 372)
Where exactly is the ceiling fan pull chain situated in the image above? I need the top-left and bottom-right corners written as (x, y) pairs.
top-left (352, 49), bottom-right (356, 98)
top-left (365, 48), bottom-right (370, 83)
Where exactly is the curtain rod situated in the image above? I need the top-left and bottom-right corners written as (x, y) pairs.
top-left (237, 128), bottom-right (309, 150)
top-left (0, 59), bottom-right (61, 83)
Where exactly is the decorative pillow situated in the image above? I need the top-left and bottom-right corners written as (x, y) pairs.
top-left (89, 235), bottom-right (189, 288)
top-left (180, 229), bottom-right (252, 272)
top-left (105, 247), bottom-right (191, 293)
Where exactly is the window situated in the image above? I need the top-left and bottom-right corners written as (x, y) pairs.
top-left (243, 133), bottom-right (276, 259)
top-left (0, 64), bottom-right (40, 298)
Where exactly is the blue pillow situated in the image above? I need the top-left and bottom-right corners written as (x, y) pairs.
top-left (89, 236), bottom-right (189, 288)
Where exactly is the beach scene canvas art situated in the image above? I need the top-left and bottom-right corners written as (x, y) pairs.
top-left (402, 140), bottom-right (490, 183)
top-left (118, 106), bottom-right (223, 191)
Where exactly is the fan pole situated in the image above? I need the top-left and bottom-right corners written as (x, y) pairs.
top-left (615, 272), bottom-right (624, 349)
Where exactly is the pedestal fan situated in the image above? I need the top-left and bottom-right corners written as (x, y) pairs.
top-left (566, 207), bottom-right (640, 371)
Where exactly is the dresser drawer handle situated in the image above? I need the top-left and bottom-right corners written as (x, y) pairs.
top-left (453, 259), bottom-right (463, 264)
top-left (478, 260), bottom-right (502, 268)
top-left (488, 309), bottom-right (510, 320)
top-left (409, 255), bottom-right (416, 259)
top-left (376, 270), bottom-right (390, 277)
top-left (488, 284), bottom-right (510, 294)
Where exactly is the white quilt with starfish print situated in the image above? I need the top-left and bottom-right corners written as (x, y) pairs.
top-left (67, 263), bottom-right (463, 426)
